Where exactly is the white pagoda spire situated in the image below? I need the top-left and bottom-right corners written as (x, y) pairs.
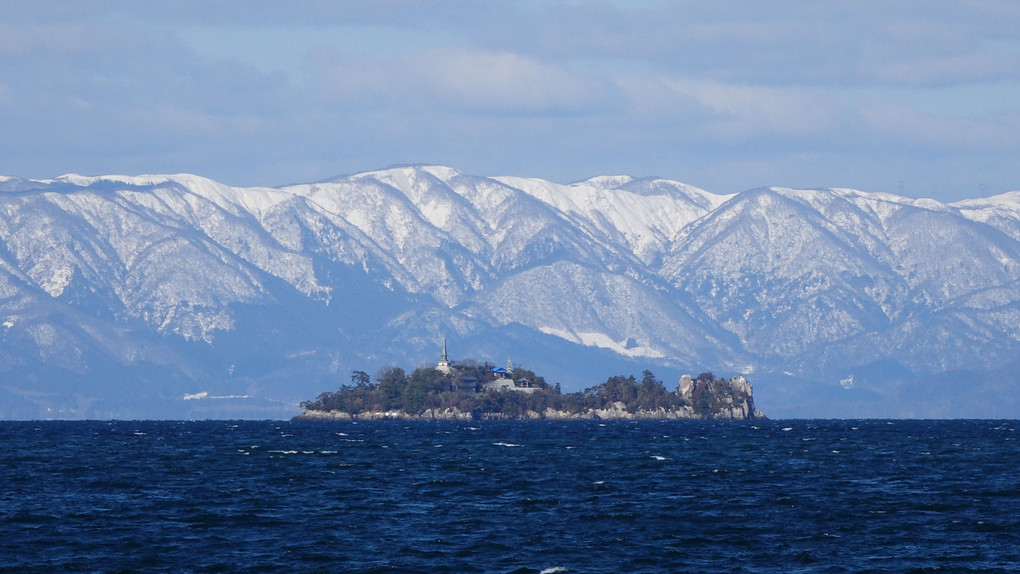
top-left (436, 337), bottom-right (453, 374)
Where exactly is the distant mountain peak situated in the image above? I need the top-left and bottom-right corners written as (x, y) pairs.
top-left (579, 174), bottom-right (636, 187)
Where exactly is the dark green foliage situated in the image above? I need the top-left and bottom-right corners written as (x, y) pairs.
top-left (350, 370), bottom-right (371, 390)
top-left (638, 370), bottom-right (666, 410)
top-left (510, 366), bottom-right (549, 389)
top-left (376, 366), bottom-right (406, 410)
top-left (692, 383), bottom-right (713, 416)
top-left (596, 375), bottom-right (638, 405)
top-left (401, 376), bottom-right (428, 412)
top-left (409, 367), bottom-right (449, 394)
top-left (478, 389), bottom-right (529, 418)
top-left (573, 370), bottom-right (682, 412)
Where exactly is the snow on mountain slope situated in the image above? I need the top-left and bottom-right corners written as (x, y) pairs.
top-left (472, 260), bottom-right (739, 364)
top-left (662, 185), bottom-right (1020, 377)
top-left (495, 174), bottom-right (731, 266)
top-left (763, 186), bottom-right (1020, 306)
top-left (952, 190), bottom-right (1020, 242)
top-left (0, 177), bottom-right (331, 341)
top-left (1, 166), bottom-right (1019, 418)
top-left (663, 188), bottom-right (901, 356)
top-left (283, 166), bottom-right (665, 305)
top-left (50, 173), bottom-right (295, 219)
top-left (286, 170), bottom-right (521, 304)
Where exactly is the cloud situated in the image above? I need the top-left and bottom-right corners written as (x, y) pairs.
top-left (473, 1), bottom-right (1020, 88)
top-left (0, 0), bottom-right (473, 27)
top-left (314, 47), bottom-right (624, 115)
top-left (653, 79), bottom-right (848, 140)
top-left (858, 98), bottom-right (1020, 150)
top-left (621, 72), bottom-right (1020, 154)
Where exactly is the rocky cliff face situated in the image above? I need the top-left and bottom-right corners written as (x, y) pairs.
top-left (677, 374), bottom-right (764, 420)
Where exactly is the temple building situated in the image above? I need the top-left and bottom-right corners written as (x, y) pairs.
top-left (435, 340), bottom-right (537, 394)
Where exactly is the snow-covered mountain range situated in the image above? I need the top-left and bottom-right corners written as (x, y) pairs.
top-left (2, 166), bottom-right (1018, 418)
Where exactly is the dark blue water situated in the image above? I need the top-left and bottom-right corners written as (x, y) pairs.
top-left (1, 420), bottom-right (1017, 573)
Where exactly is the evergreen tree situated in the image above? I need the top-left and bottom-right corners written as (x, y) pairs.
top-left (376, 366), bottom-right (407, 410)
top-left (351, 370), bottom-right (371, 390)
top-left (637, 370), bottom-right (666, 410)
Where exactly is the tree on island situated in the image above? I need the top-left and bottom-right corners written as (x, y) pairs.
top-left (377, 366), bottom-right (406, 410)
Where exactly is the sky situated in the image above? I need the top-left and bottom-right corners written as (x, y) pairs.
top-left (1, 1), bottom-right (1019, 202)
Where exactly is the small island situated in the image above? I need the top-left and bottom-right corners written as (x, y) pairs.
top-left (295, 342), bottom-right (765, 421)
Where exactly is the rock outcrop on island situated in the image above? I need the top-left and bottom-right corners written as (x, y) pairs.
top-left (676, 374), bottom-right (763, 419)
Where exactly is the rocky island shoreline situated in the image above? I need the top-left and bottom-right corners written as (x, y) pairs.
top-left (295, 356), bottom-right (765, 421)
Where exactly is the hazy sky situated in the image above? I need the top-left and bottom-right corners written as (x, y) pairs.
top-left (2, 1), bottom-right (1018, 201)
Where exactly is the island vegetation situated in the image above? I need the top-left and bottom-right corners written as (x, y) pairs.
top-left (296, 360), bottom-right (764, 420)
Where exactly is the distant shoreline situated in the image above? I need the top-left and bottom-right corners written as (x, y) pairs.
top-left (294, 403), bottom-right (767, 422)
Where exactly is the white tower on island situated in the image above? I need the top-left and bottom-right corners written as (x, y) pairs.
top-left (436, 337), bottom-right (453, 374)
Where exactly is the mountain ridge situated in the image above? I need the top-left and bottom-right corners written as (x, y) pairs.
top-left (1, 166), bottom-right (1018, 419)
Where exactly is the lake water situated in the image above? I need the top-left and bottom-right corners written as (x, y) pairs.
top-left (1, 419), bottom-right (1017, 573)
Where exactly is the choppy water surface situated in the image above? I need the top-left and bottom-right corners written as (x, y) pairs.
top-left (1, 420), bottom-right (1017, 573)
